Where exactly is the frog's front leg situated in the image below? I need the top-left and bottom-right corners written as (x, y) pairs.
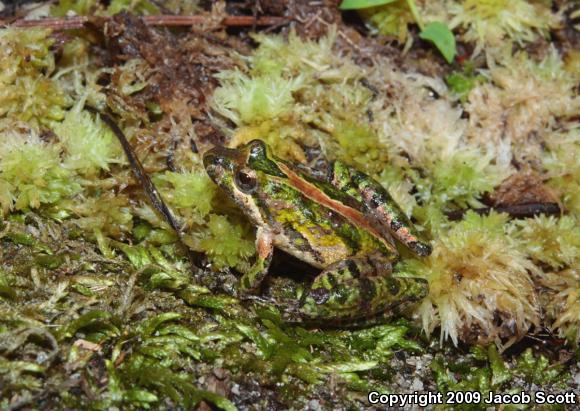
top-left (297, 255), bottom-right (428, 322)
top-left (239, 227), bottom-right (274, 292)
top-left (329, 161), bottom-right (432, 257)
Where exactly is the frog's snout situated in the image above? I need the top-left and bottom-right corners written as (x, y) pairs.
top-left (203, 150), bottom-right (228, 185)
top-left (203, 146), bottom-right (244, 186)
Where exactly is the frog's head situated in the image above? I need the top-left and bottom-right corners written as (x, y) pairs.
top-left (203, 139), bottom-right (285, 220)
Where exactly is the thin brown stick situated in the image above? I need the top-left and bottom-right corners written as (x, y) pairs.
top-left (446, 202), bottom-right (561, 221)
top-left (0, 14), bottom-right (290, 30)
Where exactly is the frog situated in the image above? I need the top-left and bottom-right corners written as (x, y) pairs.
top-left (203, 139), bottom-right (431, 323)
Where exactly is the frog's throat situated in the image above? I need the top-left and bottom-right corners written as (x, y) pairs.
top-left (277, 162), bottom-right (398, 255)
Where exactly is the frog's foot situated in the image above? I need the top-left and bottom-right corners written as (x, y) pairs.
top-left (297, 270), bottom-right (428, 322)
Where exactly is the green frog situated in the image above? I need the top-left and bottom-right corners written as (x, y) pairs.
top-left (203, 140), bottom-right (431, 323)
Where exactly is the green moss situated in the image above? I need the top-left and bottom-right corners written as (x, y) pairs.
top-left (53, 107), bottom-right (125, 176)
top-left (446, 64), bottom-right (487, 103)
top-left (51, 0), bottom-right (163, 16)
top-left (155, 170), bottom-right (216, 222)
top-left (515, 348), bottom-right (569, 387)
top-left (406, 211), bottom-right (539, 346)
top-left (198, 214), bottom-right (255, 270)
top-left (512, 215), bottom-right (579, 270)
top-left (358, 0), bottom-right (416, 43)
top-left (449, 0), bottom-right (557, 56)
top-left (432, 345), bottom-right (571, 409)
top-left (212, 72), bottom-right (303, 125)
top-left (424, 148), bottom-right (506, 209)
top-left (0, 29), bottom-right (70, 125)
top-left (51, 0), bottom-right (100, 16)
top-left (0, 131), bottom-right (80, 216)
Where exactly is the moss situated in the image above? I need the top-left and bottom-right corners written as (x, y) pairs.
top-left (154, 170), bottom-right (216, 223)
top-left (0, 129), bottom-right (80, 216)
top-left (465, 50), bottom-right (576, 168)
top-left (406, 211), bottom-right (539, 347)
top-left (0, 3), bottom-right (578, 408)
top-left (512, 215), bottom-right (579, 270)
top-left (432, 345), bottom-right (571, 408)
top-left (445, 64), bottom-right (487, 103)
top-left (0, 29), bottom-right (70, 125)
top-left (542, 127), bottom-right (580, 215)
top-left (449, 0), bottom-right (557, 56)
top-left (67, 193), bottom-right (134, 239)
top-left (51, 0), bottom-right (166, 16)
top-left (197, 214), bottom-right (255, 271)
top-left (212, 72), bottom-right (303, 126)
top-left (358, 0), bottom-right (416, 44)
top-left (54, 106), bottom-right (125, 176)
top-left (539, 269), bottom-right (580, 345)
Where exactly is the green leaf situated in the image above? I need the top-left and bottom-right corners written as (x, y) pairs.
top-left (339, 0), bottom-right (397, 10)
top-left (419, 22), bottom-right (456, 64)
top-left (488, 345), bottom-right (511, 387)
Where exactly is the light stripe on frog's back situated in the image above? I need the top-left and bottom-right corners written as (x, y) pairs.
top-left (276, 162), bottom-right (398, 255)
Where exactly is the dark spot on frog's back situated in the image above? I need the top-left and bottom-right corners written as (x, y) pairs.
top-left (388, 278), bottom-right (400, 295)
top-left (346, 260), bottom-right (361, 278)
top-left (390, 218), bottom-right (403, 232)
top-left (409, 241), bottom-right (432, 257)
top-left (359, 278), bottom-right (376, 300)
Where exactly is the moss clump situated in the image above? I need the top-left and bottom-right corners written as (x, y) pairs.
top-left (406, 212), bottom-right (539, 347)
top-left (197, 214), bottom-right (255, 271)
top-left (0, 129), bottom-right (80, 216)
top-left (358, 0), bottom-right (416, 44)
top-left (465, 50), bottom-right (577, 169)
top-left (542, 126), bottom-right (580, 215)
top-left (211, 29), bottom-right (384, 172)
top-left (512, 215), bottom-right (579, 270)
top-left (155, 170), bottom-right (216, 223)
top-left (0, 29), bottom-right (70, 125)
top-left (53, 106), bottom-right (125, 176)
top-left (432, 345), bottom-right (571, 407)
top-left (212, 72), bottom-right (303, 126)
top-left (539, 269), bottom-right (580, 345)
top-left (449, 0), bottom-right (557, 56)
top-left (51, 0), bottom-right (181, 16)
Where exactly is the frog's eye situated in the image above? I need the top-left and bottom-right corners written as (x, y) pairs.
top-left (235, 168), bottom-right (258, 193)
top-left (248, 140), bottom-right (267, 159)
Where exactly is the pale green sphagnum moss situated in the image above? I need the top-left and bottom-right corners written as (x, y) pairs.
top-left (449, 0), bottom-right (557, 56)
top-left (198, 214), bottom-right (255, 270)
top-left (155, 170), bottom-right (216, 222)
top-left (0, 130), bottom-right (80, 216)
top-left (512, 215), bottom-right (580, 270)
top-left (0, 28), bottom-right (70, 124)
top-left (212, 72), bottom-right (303, 125)
top-left (540, 269), bottom-right (580, 345)
top-left (406, 211), bottom-right (539, 347)
top-left (54, 107), bottom-right (124, 175)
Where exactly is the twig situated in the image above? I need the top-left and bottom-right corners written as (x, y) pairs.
top-left (85, 106), bottom-right (182, 235)
top-left (446, 202), bottom-right (561, 221)
top-left (0, 14), bottom-right (290, 30)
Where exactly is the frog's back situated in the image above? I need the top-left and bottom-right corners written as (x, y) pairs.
top-left (258, 176), bottom-right (395, 269)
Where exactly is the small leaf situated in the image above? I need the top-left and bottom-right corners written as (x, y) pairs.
top-left (339, 0), bottom-right (397, 10)
top-left (419, 22), bottom-right (456, 64)
top-left (488, 345), bottom-right (511, 386)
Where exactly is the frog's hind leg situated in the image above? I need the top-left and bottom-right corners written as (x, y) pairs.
top-left (297, 256), bottom-right (428, 322)
top-left (328, 161), bottom-right (432, 257)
